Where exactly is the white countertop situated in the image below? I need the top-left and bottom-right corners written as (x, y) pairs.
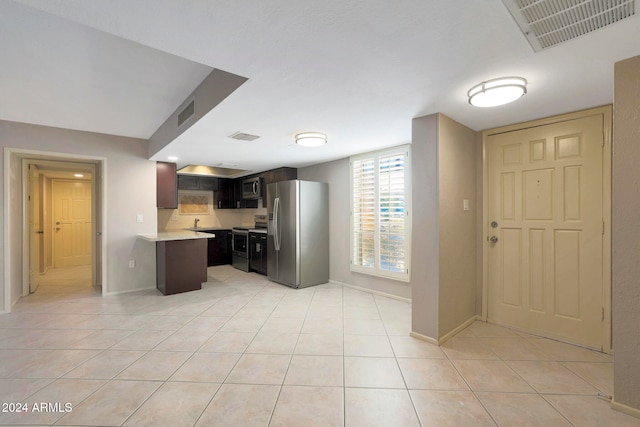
top-left (137, 230), bottom-right (213, 242)
top-left (249, 229), bottom-right (267, 234)
top-left (184, 227), bottom-right (232, 231)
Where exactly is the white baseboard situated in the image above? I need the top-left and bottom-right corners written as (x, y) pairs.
top-left (438, 315), bottom-right (480, 345)
top-left (410, 315), bottom-right (480, 346)
top-left (11, 295), bottom-right (21, 310)
top-left (487, 318), bottom-right (606, 353)
top-left (409, 331), bottom-right (439, 346)
top-left (329, 280), bottom-right (411, 303)
top-left (104, 286), bottom-right (157, 296)
top-left (611, 399), bottom-right (640, 420)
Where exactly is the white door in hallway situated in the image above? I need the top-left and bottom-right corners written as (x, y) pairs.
top-left (53, 180), bottom-right (92, 268)
top-left (487, 114), bottom-right (604, 349)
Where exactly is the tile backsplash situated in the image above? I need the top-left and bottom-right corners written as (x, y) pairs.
top-left (158, 190), bottom-right (267, 231)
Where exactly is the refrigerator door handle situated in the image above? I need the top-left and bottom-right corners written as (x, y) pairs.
top-left (273, 197), bottom-right (280, 251)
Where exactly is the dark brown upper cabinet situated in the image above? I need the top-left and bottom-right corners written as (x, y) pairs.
top-left (214, 178), bottom-right (235, 209)
top-left (177, 175), bottom-right (218, 191)
top-left (157, 161), bottom-right (178, 209)
top-left (262, 167), bottom-right (297, 184)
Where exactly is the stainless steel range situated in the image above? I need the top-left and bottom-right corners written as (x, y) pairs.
top-left (232, 215), bottom-right (267, 272)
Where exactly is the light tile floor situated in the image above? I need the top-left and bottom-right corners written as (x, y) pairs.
top-left (0, 265), bottom-right (638, 426)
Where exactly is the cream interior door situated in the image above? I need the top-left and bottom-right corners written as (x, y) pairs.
top-left (487, 115), bottom-right (604, 349)
top-left (53, 180), bottom-right (92, 268)
top-left (28, 167), bottom-right (43, 293)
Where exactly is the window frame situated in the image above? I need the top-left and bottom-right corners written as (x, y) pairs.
top-left (349, 144), bottom-right (412, 282)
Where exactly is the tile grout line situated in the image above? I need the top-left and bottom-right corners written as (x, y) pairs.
top-left (441, 326), bottom-right (501, 426)
top-left (118, 271), bottom-right (272, 427)
top-left (341, 285), bottom-right (346, 427)
top-left (372, 293), bottom-right (424, 427)
top-left (3, 266), bottom-right (629, 426)
top-left (265, 283), bottom-right (316, 427)
top-left (465, 326), bottom-right (586, 426)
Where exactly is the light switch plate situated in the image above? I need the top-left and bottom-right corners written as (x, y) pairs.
top-left (463, 199), bottom-right (470, 211)
top-left (136, 214), bottom-right (143, 223)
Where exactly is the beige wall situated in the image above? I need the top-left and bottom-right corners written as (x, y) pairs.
top-left (612, 55), bottom-right (640, 413)
top-left (410, 114), bottom-right (441, 339)
top-left (6, 147), bottom-right (21, 310)
top-left (437, 114), bottom-right (478, 337)
top-left (411, 113), bottom-right (479, 341)
top-left (1, 120), bottom-right (158, 310)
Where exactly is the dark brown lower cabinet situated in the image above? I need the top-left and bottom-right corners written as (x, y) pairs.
top-left (203, 230), bottom-right (232, 266)
top-left (156, 239), bottom-right (207, 295)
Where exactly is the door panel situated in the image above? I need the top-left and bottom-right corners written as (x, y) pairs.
top-left (487, 115), bottom-right (603, 349)
top-left (276, 181), bottom-right (298, 286)
top-left (29, 168), bottom-right (43, 293)
top-left (53, 180), bottom-right (92, 268)
top-left (93, 166), bottom-right (102, 288)
top-left (267, 183), bottom-right (278, 280)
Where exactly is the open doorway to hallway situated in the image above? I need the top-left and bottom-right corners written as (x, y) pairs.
top-left (30, 265), bottom-right (98, 300)
top-left (25, 158), bottom-right (101, 299)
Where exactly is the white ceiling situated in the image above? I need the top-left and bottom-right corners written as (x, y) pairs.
top-left (4, 0), bottom-right (640, 174)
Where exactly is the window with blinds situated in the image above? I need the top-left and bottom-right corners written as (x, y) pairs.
top-left (350, 145), bottom-right (411, 282)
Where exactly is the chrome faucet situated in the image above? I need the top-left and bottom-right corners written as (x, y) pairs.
top-left (194, 218), bottom-right (200, 228)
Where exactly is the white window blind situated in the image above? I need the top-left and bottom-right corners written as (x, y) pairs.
top-left (351, 145), bottom-right (411, 281)
top-left (352, 158), bottom-right (376, 268)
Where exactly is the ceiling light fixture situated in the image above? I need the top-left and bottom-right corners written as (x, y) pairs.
top-left (74, 173), bottom-right (84, 178)
top-left (167, 156), bottom-right (178, 161)
top-left (468, 77), bottom-right (527, 107)
top-left (295, 132), bottom-right (327, 147)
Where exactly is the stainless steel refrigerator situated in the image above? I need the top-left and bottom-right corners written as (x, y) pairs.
top-left (267, 180), bottom-right (329, 288)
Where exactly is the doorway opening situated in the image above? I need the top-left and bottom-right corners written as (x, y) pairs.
top-left (5, 151), bottom-right (107, 311)
top-left (26, 159), bottom-right (99, 298)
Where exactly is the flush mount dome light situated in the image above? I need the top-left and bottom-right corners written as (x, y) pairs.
top-left (468, 77), bottom-right (527, 107)
top-left (295, 132), bottom-right (327, 147)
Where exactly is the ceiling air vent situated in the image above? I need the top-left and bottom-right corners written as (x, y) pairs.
top-left (177, 99), bottom-right (195, 128)
top-left (502, 0), bottom-right (636, 51)
top-left (229, 132), bottom-right (260, 141)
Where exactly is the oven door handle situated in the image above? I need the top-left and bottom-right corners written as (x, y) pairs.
top-left (273, 197), bottom-right (280, 251)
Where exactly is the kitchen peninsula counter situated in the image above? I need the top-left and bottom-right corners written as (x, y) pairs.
top-left (138, 230), bottom-right (212, 242)
top-left (138, 231), bottom-right (209, 295)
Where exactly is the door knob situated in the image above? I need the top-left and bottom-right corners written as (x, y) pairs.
top-left (488, 236), bottom-right (498, 243)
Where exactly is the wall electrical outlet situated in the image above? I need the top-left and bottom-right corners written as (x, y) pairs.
top-left (171, 214), bottom-right (178, 221)
top-left (129, 260), bottom-right (136, 268)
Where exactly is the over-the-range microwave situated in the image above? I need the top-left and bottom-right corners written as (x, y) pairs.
top-left (242, 176), bottom-right (262, 199)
